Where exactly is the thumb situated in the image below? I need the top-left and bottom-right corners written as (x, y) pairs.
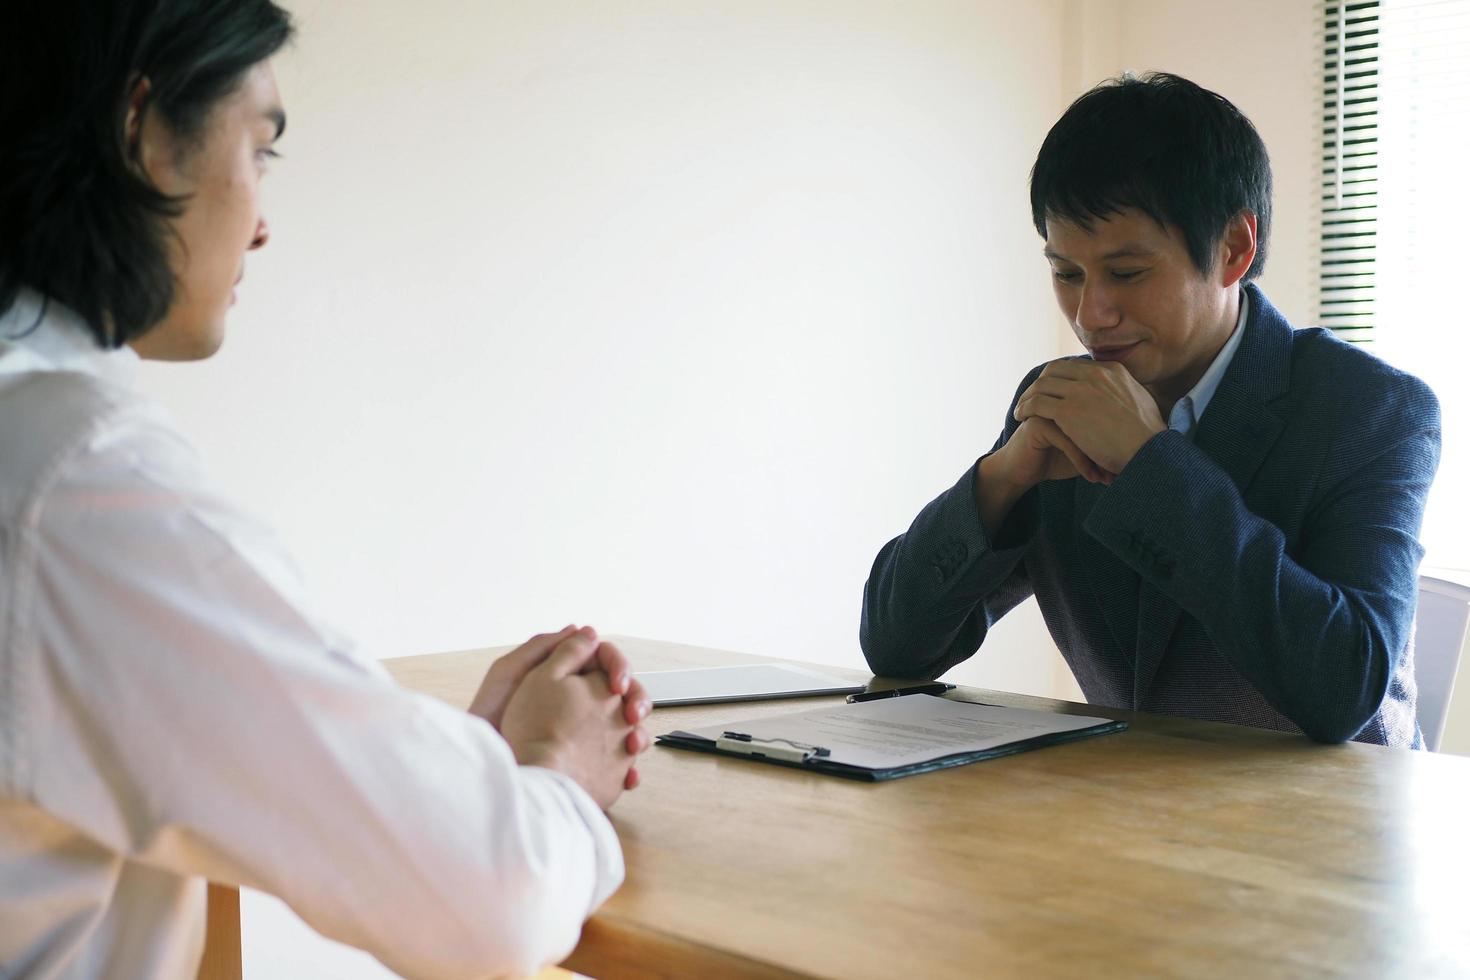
top-left (541, 626), bottom-right (602, 679)
top-left (499, 625), bottom-right (578, 677)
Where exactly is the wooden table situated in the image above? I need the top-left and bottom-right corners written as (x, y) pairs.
top-left (383, 636), bottom-right (1470, 979)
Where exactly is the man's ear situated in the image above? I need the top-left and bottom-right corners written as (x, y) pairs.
top-left (125, 76), bottom-right (185, 193)
top-left (1217, 211), bottom-right (1257, 288)
top-left (124, 75), bottom-right (150, 156)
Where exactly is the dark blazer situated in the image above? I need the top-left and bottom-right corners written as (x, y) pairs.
top-left (861, 285), bottom-right (1440, 746)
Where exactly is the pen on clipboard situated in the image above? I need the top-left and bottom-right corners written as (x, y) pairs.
top-left (846, 682), bottom-right (955, 703)
top-left (717, 731), bottom-right (831, 763)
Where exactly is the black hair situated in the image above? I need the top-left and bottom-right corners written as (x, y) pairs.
top-left (1029, 72), bottom-right (1272, 282)
top-left (0, 0), bottom-right (294, 348)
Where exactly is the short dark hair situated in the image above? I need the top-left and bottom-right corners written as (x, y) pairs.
top-left (1029, 72), bottom-right (1272, 282)
top-left (0, 0), bottom-right (294, 348)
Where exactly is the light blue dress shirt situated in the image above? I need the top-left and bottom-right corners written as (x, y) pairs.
top-left (1167, 289), bottom-right (1250, 438)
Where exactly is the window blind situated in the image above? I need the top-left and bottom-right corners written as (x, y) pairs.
top-left (1315, 0), bottom-right (1381, 344)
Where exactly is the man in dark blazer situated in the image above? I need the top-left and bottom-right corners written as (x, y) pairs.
top-left (860, 73), bottom-right (1439, 747)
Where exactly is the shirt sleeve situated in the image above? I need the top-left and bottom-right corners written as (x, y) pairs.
top-left (18, 403), bottom-right (623, 979)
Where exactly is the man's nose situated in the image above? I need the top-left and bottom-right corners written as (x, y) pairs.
top-left (249, 216), bottom-right (270, 250)
top-left (1075, 278), bottom-right (1120, 333)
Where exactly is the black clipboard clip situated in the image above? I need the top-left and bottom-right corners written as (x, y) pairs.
top-left (717, 731), bottom-right (832, 763)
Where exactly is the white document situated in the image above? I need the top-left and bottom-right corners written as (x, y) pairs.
top-left (685, 694), bottom-right (1116, 769)
top-left (636, 663), bottom-right (865, 706)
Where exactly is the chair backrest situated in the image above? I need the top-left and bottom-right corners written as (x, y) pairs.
top-left (1414, 575), bottom-right (1470, 751)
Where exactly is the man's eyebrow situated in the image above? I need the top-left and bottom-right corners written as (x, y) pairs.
top-left (1101, 244), bottom-right (1155, 261)
top-left (1043, 244), bottom-right (1157, 262)
top-left (265, 107), bottom-right (287, 141)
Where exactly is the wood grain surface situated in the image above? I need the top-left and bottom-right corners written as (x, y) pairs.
top-left (385, 636), bottom-right (1470, 980)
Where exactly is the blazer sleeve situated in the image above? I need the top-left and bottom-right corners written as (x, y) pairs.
top-left (1084, 368), bottom-right (1441, 743)
top-left (860, 365), bottom-right (1046, 679)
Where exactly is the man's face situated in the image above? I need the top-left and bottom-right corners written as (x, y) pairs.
top-left (1043, 208), bottom-right (1238, 407)
top-left (131, 62), bottom-right (285, 361)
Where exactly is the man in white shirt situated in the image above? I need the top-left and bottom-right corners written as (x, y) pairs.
top-left (0, 2), bottom-right (650, 977)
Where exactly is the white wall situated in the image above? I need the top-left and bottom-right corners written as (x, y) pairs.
top-left (141, 0), bottom-right (1075, 702)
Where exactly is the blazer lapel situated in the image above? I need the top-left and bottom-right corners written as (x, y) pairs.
top-left (1131, 284), bottom-right (1292, 703)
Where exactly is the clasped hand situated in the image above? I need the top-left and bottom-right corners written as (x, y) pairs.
top-left (1005, 359), bottom-right (1166, 487)
top-left (469, 625), bottom-right (652, 810)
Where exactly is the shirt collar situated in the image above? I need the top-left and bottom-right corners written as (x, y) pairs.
top-left (0, 288), bottom-right (139, 389)
top-left (1167, 287), bottom-right (1249, 437)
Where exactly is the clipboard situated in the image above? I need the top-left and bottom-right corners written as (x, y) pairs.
top-left (656, 694), bottom-right (1127, 782)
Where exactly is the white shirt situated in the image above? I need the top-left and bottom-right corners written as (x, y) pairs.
top-left (1166, 288), bottom-right (1249, 438)
top-left (0, 292), bottom-right (623, 980)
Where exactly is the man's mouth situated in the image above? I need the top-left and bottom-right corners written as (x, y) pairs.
top-left (1088, 341), bottom-right (1142, 362)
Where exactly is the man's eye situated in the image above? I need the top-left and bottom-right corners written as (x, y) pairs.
top-left (256, 148), bottom-right (282, 165)
top-left (1052, 270), bottom-right (1081, 284)
top-left (1111, 269), bottom-right (1144, 282)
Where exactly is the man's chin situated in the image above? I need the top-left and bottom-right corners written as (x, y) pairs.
top-left (1114, 348), bottom-right (1155, 385)
top-left (161, 331), bottom-right (225, 363)
top-left (128, 316), bottom-right (228, 362)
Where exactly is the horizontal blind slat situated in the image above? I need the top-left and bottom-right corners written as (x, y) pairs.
top-left (1316, 0), bottom-right (1380, 342)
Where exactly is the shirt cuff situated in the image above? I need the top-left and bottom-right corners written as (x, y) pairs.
top-left (518, 766), bottom-right (626, 912)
